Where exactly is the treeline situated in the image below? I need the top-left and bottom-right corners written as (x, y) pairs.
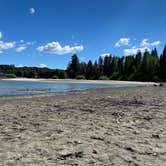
top-left (67, 46), bottom-right (166, 81)
top-left (1, 45), bottom-right (166, 81)
top-left (0, 65), bottom-right (67, 79)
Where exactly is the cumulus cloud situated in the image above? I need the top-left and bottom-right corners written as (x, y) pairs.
top-left (140, 39), bottom-right (161, 47)
top-left (115, 38), bottom-right (130, 47)
top-left (37, 42), bottom-right (84, 55)
top-left (39, 64), bottom-right (47, 68)
top-left (16, 46), bottom-right (27, 52)
top-left (0, 41), bottom-right (16, 53)
top-left (29, 8), bottom-right (35, 15)
top-left (124, 46), bottom-right (150, 56)
top-left (15, 41), bottom-right (34, 53)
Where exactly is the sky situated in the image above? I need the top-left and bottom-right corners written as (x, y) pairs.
top-left (0, 0), bottom-right (166, 69)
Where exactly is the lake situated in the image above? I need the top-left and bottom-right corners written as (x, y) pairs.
top-left (0, 80), bottom-right (139, 96)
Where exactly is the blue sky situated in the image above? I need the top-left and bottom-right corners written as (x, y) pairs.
top-left (0, 0), bottom-right (165, 69)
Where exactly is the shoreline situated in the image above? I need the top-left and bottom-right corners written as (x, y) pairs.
top-left (1, 78), bottom-right (159, 85)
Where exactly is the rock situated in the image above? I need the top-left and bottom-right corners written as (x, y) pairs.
top-left (90, 135), bottom-right (104, 141)
top-left (74, 151), bottom-right (84, 158)
top-left (59, 150), bottom-right (84, 159)
top-left (125, 146), bottom-right (136, 153)
top-left (92, 149), bottom-right (98, 154)
top-left (152, 134), bottom-right (160, 139)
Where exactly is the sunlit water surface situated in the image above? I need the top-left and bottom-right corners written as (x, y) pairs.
top-left (0, 80), bottom-right (138, 96)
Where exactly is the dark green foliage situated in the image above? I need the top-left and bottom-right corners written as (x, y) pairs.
top-left (76, 75), bottom-right (85, 80)
top-left (99, 75), bottom-right (109, 80)
top-left (103, 55), bottom-right (111, 77)
top-left (159, 46), bottom-right (166, 81)
top-left (65, 47), bottom-right (162, 81)
top-left (67, 54), bottom-right (80, 78)
top-left (5, 73), bottom-right (16, 78)
top-left (0, 65), bottom-right (67, 79)
top-left (85, 60), bottom-right (93, 79)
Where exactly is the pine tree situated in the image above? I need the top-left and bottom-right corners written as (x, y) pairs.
top-left (67, 54), bottom-right (80, 78)
top-left (85, 60), bottom-right (93, 79)
top-left (159, 46), bottom-right (166, 81)
top-left (103, 55), bottom-right (111, 77)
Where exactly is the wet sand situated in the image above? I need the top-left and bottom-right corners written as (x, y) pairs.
top-left (0, 86), bottom-right (166, 165)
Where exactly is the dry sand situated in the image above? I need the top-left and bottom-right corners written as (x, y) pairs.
top-left (2, 78), bottom-right (158, 85)
top-left (0, 86), bottom-right (166, 165)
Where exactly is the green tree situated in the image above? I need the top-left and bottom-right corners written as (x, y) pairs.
top-left (103, 55), bottom-right (111, 77)
top-left (85, 60), bottom-right (93, 79)
top-left (159, 46), bottom-right (166, 81)
top-left (98, 56), bottom-right (104, 77)
top-left (67, 54), bottom-right (80, 78)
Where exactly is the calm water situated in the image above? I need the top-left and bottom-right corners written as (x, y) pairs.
top-left (0, 80), bottom-right (136, 96)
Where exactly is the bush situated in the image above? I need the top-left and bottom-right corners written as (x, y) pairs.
top-left (52, 75), bottom-right (59, 79)
top-left (5, 73), bottom-right (16, 78)
top-left (99, 75), bottom-right (109, 80)
top-left (110, 72), bottom-right (120, 80)
top-left (76, 75), bottom-right (85, 80)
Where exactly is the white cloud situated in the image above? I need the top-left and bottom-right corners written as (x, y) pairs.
top-left (100, 53), bottom-right (110, 57)
top-left (39, 64), bottom-right (47, 68)
top-left (16, 64), bottom-right (23, 67)
top-left (0, 32), bottom-right (2, 39)
top-left (20, 40), bottom-right (24, 43)
top-left (37, 42), bottom-right (84, 55)
top-left (15, 41), bottom-right (34, 53)
top-left (16, 46), bottom-right (27, 52)
top-left (29, 8), bottom-right (35, 15)
top-left (0, 41), bottom-right (16, 53)
top-left (140, 39), bottom-right (161, 47)
top-left (124, 46), bottom-right (150, 56)
top-left (115, 38), bottom-right (130, 47)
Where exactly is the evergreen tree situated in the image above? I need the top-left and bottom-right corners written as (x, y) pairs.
top-left (98, 56), bottom-right (104, 77)
top-left (85, 60), bottom-right (93, 79)
top-left (151, 48), bottom-right (159, 81)
top-left (159, 46), bottom-right (166, 81)
top-left (103, 55), bottom-right (111, 77)
top-left (67, 54), bottom-right (80, 78)
top-left (124, 55), bottom-right (135, 80)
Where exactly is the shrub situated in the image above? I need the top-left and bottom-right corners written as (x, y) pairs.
top-left (99, 75), bottom-right (109, 80)
top-left (5, 73), bottom-right (16, 78)
top-left (110, 72), bottom-right (120, 80)
top-left (52, 75), bottom-right (59, 79)
top-left (76, 75), bottom-right (85, 80)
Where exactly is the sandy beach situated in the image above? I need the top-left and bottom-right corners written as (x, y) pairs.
top-left (2, 78), bottom-right (158, 85)
top-left (0, 85), bottom-right (166, 165)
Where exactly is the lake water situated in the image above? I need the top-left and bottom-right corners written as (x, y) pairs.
top-left (0, 80), bottom-right (137, 96)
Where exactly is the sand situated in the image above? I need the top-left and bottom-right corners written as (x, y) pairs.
top-left (2, 78), bottom-right (158, 85)
top-left (0, 86), bottom-right (166, 165)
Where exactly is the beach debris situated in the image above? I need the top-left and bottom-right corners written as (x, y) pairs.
top-left (152, 134), bottom-right (160, 139)
top-left (92, 149), bottom-right (98, 154)
top-left (125, 146), bottom-right (136, 153)
top-left (90, 135), bottom-right (104, 141)
top-left (59, 150), bottom-right (84, 159)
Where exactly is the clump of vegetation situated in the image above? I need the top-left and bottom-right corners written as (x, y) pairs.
top-left (5, 73), bottom-right (16, 78)
top-left (52, 75), bottom-right (59, 79)
top-left (76, 75), bottom-right (85, 80)
top-left (99, 75), bottom-right (109, 80)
